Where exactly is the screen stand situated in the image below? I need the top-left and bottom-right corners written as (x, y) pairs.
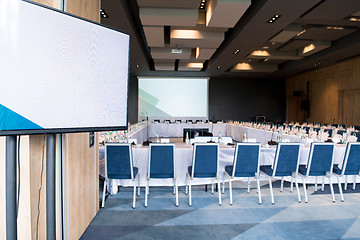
top-left (6, 136), bottom-right (17, 240)
top-left (46, 134), bottom-right (56, 240)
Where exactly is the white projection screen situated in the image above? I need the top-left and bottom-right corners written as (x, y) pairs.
top-left (138, 77), bottom-right (208, 120)
top-left (0, 0), bottom-right (129, 135)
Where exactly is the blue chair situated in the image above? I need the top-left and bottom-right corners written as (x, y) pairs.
top-left (323, 129), bottom-right (333, 137)
top-left (186, 143), bottom-right (221, 206)
top-left (222, 143), bottom-right (262, 205)
top-left (333, 142), bottom-right (360, 201)
top-left (102, 143), bottom-right (140, 209)
top-left (145, 143), bottom-right (178, 207)
top-left (297, 143), bottom-right (335, 203)
top-left (260, 143), bottom-right (301, 204)
top-left (337, 129), bottom-right (346, 135)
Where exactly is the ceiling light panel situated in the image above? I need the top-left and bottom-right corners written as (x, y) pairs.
top-left (206, 0), bottom-right (251, 28)
top-left (298, 40), bottom-right (331, 56)
top-left (247, 50), bottom-right (303, 60)
top-left (178, 62), bottom-right (203, 71)
top-left (170, 29), bottom-right (224, 48)
top-left (230, 63), bottom-right (278, 72)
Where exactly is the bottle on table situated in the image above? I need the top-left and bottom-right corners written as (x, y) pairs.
top-left (185, 132), bottom-right (190, 145)
top-left (242, 132), bottom-right (247, 142)
top-left (219, 132), bottom-right (222, 144)
top-left (156, 131), bottom-right (160, 143)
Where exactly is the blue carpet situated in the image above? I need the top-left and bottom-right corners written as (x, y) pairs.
top-left (81, 181), bottom-right (360, 239)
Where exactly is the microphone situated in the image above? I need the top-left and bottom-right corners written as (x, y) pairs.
top-left (208, 115), bottom-right (215, 143)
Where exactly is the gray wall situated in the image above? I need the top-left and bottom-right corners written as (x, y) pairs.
top-left (127, 75), bottom-right (286, 123)
top-left (209, 77), bottom-right (286, 123)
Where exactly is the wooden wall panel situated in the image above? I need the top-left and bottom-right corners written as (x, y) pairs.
top-left (66, 0), bottom-right (100, 23)
top-left (286, 56), bottom-right (360, 125)
top-left (64, 133), bottom-right (97, 240)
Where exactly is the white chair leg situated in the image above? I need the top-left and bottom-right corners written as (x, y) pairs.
top-left (189, 180), bottom-right (192, 207)
top-left (268, 177), bottom-right (274, 204)
top-left (336, 175), bottom-right (344, 202)
top-left (353, 175), bottom-right (356, 190)
top-left (217, 178), bottom-right (222, 206)
top-left (345, 175), bottom-right (348, 190)
top-left (137, 175), bottom-right (140, 197)
top-left (280, 177), bottom-right (284, 192)
top-left (315, 176), bottom-right (318, 192)
top-left (222, 172), bottom-right (225, 194)
top-left (229, 177), bottom-right (233, 205)
top-left (321, 176), bottom-right (325, 191)
top-left (133, 181), bottom-right (136, 209)
top-left (211, 178), bottom-right (214, 194)
top-left (294, 175), bottom-right (301, 203)
top-left (145, 179), bottom-right (149, 207)
top-left (247, 177), bottom-right (251, 194)
top-left (290, 176), bottom-right (294, 193)
top-left (329, 176), bottom-right (335, 203)
top-left (173, 185), bottom-right (176, 195)
top-left (256, 175), bottom-right (262, 205)
top-left (301, 175), bottom-right (308, 203)
top-left (101, 179), bottom-right (107, 208)
top-left (175, 178), bottom-right (179, 207)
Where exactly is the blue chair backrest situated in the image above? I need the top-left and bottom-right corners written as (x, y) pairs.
top-left (149, 144), bottom-right (175, 178)
top-left (307, 143), bottom-right (334, 176)
top-left (303, 127), bottom-right (310, 134)
top-left (106, 144), bottom-right (133, 180)
top-left (314, 128), bottom-right (320, 133)
top-left (342, 143), bottom-right (360, 175)
top-left (273, 143), bottom-right (300, 177)
top-left (192, 144), bottom-right (218, 178)
top-left (233, 143), bottom-right (260, 177)
top-left (355, 126), bottom-right (360, 131)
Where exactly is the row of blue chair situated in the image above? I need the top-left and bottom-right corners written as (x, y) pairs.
top-left (102, 142), bottom-right (360, 208)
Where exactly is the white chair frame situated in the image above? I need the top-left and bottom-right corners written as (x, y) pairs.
top-left (102, 143), bottom-right (140, 209)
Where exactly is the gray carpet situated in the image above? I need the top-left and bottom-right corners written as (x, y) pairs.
top-left (81, 181), bottom-right (360, 239)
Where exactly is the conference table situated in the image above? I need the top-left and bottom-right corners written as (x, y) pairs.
top-left (107, 142), bottom-right (346, 195)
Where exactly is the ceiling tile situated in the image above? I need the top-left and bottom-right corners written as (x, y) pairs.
top-left (269, 24), bottom-right (302, 43)
top-left (154, 61), bottom-right (175, 71)
top-left (294, 26), bottom-right (357, 41)
top-left (137, 0), bottom-right (201, 9)
top-left (302, 0), bottom-right (360, 20)
top-left (277, 40), bottom-right (311, 52)
top-left (206, 0), bottom-right (251, 28)
top-left (196, 48), bottom-right (217, 60)
top-left (143, 26), bottom-right (164, 47)
top-left (139, 8), bottom-right (198, 26)
top-left (151, 47), bottom-right (192, 59)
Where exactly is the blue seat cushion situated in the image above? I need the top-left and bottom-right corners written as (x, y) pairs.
top-left (333, 164), bottom-right (360, 175)
top-left (226, 165), bottom-right (255, 177)
top-left (260, 165), bottom-right (273, 176)
top-left (188, 166), bottom-right (216, 178)
top-left (109, 167), bottom-right (138, 179)
top-left (299, 165), bottom-right (326, 176)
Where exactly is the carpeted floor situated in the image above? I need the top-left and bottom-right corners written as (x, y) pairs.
top-left (82, 181), bottom-right (360, 240)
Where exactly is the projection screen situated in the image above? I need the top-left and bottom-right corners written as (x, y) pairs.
top-left (138, 77), bottom-right (208, 120)
top-left (0, 0), bottom-right (129, 135)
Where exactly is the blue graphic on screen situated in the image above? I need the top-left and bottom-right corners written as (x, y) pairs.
top-left (0, 104), bottom-right (43, 131)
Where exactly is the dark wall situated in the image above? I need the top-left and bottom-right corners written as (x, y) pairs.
top-left (127, 76), bottom-right (286, 123)
top-left (127, 75), bottom-right (138, 123)
top-left (209, 77), bottom-right (286, 123)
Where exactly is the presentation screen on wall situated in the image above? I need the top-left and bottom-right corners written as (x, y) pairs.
top-left (138, 77), bottom-right (208, 119)
top-left (0, 0), bottom-right (129, 135)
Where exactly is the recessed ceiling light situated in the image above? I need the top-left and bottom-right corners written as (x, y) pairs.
top-left (264, 58), bottom-right (269, 62)
top-left (262, 46), bottom-right (269, 49)
top-left (296, 29), bottom-right (306, 37)
top-left (271, 42), bottom-right (276, 45)
top-left (217, 66), bottom-right (221, 69)
top-left (347, 16), bottom-right (360, 22)
top-left (136, 65), bottom-right (140, 68)
top-left (233, 49), bottom-right (240, 55)
top-left (267, 14), bottom-right (281, 23)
